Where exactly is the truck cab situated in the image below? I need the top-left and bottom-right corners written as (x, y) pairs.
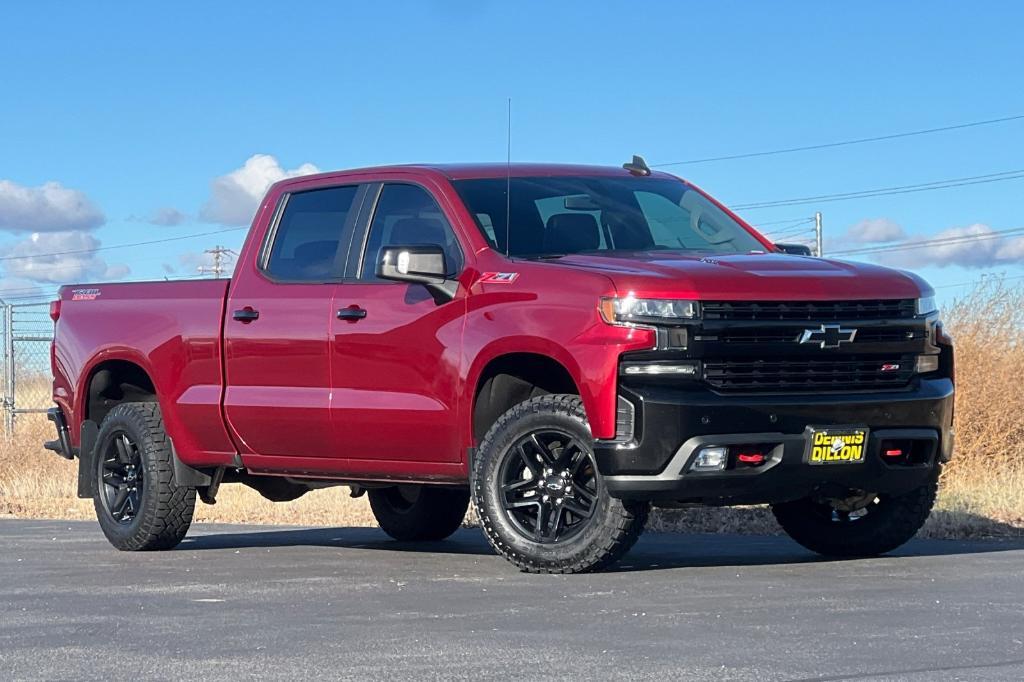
top-left (47, 160), bottom-right (954, 572)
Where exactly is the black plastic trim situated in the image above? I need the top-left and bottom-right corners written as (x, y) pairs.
top-left (45, 407), bottom-right (75, 460)
top-left (604, 426), bottom-right (942, 505)
top-left (594, 377), bottom-right (954, 483)
top-left (170, 441), bottom-right (213, 488)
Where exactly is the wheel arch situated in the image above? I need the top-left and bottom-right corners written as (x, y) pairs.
top-left (78, 352), bottom-right (160, 428)
top-left (469, 344), bottom-right (586, 444)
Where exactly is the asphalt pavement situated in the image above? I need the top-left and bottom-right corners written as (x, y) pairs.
top-left (1, 518), bottom-right (1023, 681)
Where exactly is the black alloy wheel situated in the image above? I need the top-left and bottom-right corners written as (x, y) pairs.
top-left (499, 429), bottom-right (599, 543)
top-left (98, 432), bottom-right (145, 524)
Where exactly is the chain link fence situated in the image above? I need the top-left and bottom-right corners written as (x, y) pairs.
top-left (2, 302), bottom-right (55, 434)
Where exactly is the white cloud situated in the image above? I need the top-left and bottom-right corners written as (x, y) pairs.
top-left (876, 223), bottom-right (1024, 269)
top-left (845, 218), bottom-right (905, 244)
top-left (0, 231), bottom-right (131, 283)
top-left (200, 154), bottom-right (319, 225)
top-left (999, 237), bottom-right (1024, 261)
top-left (148, 207), bottom-right (188, 226)
top-left (177, 250), bottom-right (213, 271)
top-left (0, 179), bottom-right (105, 233)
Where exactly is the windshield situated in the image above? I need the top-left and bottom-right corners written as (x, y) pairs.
top-left (452, 176), bottom-right (766, 257)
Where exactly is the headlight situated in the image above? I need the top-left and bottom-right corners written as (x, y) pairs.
top-left (599, 296), bottom-right (698, 325)
top-left (916, 295), bottom-right (938, 316)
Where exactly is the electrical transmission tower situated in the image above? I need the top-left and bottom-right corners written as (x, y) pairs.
top-left (197, 245), bottom-right (237, 279)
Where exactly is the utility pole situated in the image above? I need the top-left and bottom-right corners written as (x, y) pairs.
top-left (814, 212), bottom-right (823, 257)
top-left (197, 246), bottom-right (236, 279)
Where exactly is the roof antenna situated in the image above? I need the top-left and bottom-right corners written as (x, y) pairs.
top-left (623, 154), bottom-right (651, 176)
top-left (504, 97), bottom-right (512, 256)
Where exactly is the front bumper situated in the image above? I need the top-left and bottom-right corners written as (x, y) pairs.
top-left (595, 378), bottom-right (954, 505)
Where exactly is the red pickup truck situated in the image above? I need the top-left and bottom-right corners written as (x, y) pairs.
top-left (46, 159), bottom-right (954, 573)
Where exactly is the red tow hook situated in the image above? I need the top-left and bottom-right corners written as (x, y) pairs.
top-left (737, 452), bottom-right (766, 466)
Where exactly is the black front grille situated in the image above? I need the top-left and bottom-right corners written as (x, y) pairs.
top-left (703, 355), bottom-right (915, 393)
top-left (702, 299), bottom-right (915, 321)
top-left (711, 327), bottom-right (922, 345)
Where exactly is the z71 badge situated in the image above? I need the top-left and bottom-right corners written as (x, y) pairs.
top-left (479, 272), bottom-right (519, 284)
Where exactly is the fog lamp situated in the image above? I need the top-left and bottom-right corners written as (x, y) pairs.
top-left (916, 354), bottom-right (939, 374)
top-left (690, 446), bottom-right (729, 472)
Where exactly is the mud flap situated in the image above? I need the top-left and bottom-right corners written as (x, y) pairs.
top-left (77, 420), bottom-right (99, 499)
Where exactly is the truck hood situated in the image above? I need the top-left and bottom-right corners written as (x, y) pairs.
top-left (549, 252), bottom-right (928, 300)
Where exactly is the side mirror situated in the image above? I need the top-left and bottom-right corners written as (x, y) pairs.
top-left (775, 242), bottom-right (814, 256)
top-left (377, 244), bottom-right (458, 302)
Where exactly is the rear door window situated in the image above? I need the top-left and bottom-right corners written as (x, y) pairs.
top-left (264, 185), bottom-right (360, 281)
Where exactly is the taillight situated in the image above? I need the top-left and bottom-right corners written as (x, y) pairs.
top-left (49, 299), bottom-right (61, 322)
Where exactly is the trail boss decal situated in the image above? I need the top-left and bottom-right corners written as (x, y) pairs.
top-left (806, 428), bottom-right (868, 465)
top-left (71, 288), bottom-right (100, 301)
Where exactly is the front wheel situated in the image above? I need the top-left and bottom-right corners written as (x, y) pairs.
top-left (771, 469), bottom-right (939, 557)
top-left (473, 395), bottom-right (649, 573)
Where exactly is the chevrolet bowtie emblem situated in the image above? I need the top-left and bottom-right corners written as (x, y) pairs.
top-left (798, 324), bottom-right (858, 349)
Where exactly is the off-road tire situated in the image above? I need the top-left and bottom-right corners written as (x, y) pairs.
top-left (771, 468), bottom-right (939, 557)
top-left (473, 394), bottom-right (649, 574)
top-left (93, 402), bottom-right (196, 551)
top-left (368, 485), bottom-right (470, 541)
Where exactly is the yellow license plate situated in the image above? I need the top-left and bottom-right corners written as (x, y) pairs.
top-left (806, 428), bottom-right (869, 465)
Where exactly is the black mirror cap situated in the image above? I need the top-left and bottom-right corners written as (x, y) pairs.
top-left (775, 242), bottom-right (814, 256)
top-left (377, 244), bottom-right (458, 302)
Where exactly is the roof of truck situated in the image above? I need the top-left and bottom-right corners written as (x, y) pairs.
top-left (275, 162), bottom-right (680, 187)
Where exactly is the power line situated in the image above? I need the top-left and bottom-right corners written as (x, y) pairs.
top-left (0, 226), bottom-right (248, 263)
top-left (0, 272), bottom-right (217, 303)
top-left (750, 216), bottom-right (815, 228)
top-left (654, 113), bottom-right (1024, 167)
top-left (762, 230), bottom-right (816, 243)
top-left (762, 223), bottom-right (816, 239)
top-left (732, 169), bottom-right (1024, 211)
top-left (832, 225), bottom-right (1024, 257)
top-left (934, 273), bottom-right (1024, 290)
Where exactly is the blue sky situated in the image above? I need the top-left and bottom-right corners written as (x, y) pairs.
top-left (1, 1), bottom-right (1022, 304)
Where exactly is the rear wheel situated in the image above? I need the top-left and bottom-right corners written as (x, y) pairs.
top-left (93, 402), bottom-right (196, 551)
top-left (473, 394), bottom-right (649, 573)
top-left (771, 469), bottom-right (939, 557)
top-left (368, 485), bottom-right (469, 541)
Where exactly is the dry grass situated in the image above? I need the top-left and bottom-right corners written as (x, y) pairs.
top-left (2, 280), bottom-right (1022, 541)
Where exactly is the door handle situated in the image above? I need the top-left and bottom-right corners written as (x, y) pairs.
top-left (337, 306), bottom-right (367, 321)
top-left (232, 307), bottom-right (260, 323)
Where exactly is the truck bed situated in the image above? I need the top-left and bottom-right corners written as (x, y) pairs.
top-left (52, 279), bottom-right (237, 467)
